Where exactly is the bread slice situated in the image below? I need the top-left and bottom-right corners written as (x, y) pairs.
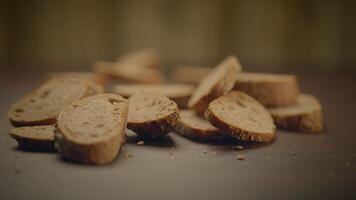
top-left (56, 94), bottom-right (129, 165)
top-left (114, 83), bottom-right (194, 108)
top-left (10, 125), bottom-right (55, 151)
top-left (187, 55), bottom-right (242, 114)
top-left (93, 60), bottom-right (164, 83)
top-left (117, 49), bottom-right (160, 69)
top-left (169, 66), bottom-right (213, 84)
top-left (268, 94), bottom-right (322, 133)
top-left (127, 91), bottom-right (180, 138)
top-left (8, 78), bottom-right (103, 127)
top-left (233, 72), bottom-right (299, 106)
top-left (174, 110), bottom-right (227, 142)
top-left (44, 71), bottom-right (107, 85)
top-left (205, 91), bottom-right (276, 142)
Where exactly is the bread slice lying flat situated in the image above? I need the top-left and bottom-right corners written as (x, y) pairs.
top-left (114, 83), bottom-right (194, 108)
top-left (233, 72), bottom-right (299, 106)
top-left (56, 94), bottom-right (128, 165)
top-left (205, 91), bottom-right (276, 142)
top-left (188, 55), bottom-right (242, 114)
top-left (174, 110), bottom-right (227, 142)
top-left (93, 60), bottom-right (164, 83)
top-left (8, 78), bottom-right (103, 127)
top-left (268, 94), bottom-right (322, 133)
top-left (10, 125), bottom-right (55, 151)
top-left (169, 66), bottom-right (213, 84)
top-left (44, 72), bottom-right (107, 85)
top-left (117, 49), bottom-right (160, 69)
top-left (127, 91), bottom-right (179, 138)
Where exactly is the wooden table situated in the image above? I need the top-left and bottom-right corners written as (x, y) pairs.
top-left (0, 70), bottom-right (355, 200)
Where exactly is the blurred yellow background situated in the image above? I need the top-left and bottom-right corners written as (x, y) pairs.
top-left (0, 0), bottom-right (355, 71)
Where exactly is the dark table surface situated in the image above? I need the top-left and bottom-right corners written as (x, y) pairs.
top-left (0, 70), bottom-right (355, 200)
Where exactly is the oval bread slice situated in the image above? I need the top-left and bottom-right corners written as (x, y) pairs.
top-left (268, 94), bottom-right (322, 133)
top-left (93, 60), bottom-right (165, 83)
top-left (117, 49), bottom-right (160, 69)
top-left (10, 125), bottom-right (55, 151)
top-left (8, 78), bottom-right (103, 127)
top-left (56, 94), bottom-right (128, 165)
top-left (188, 55), bottom-right (242, 114)
top-left (114, 83), bottom-right (194, 108)
top-left (127, 91), bottom-right (179, 138)
top-left (233, 72), bottom-right (299, 106)
top-left (174, 110), bottom-right (227, 142)
top-left (205, 91), bottom-right (276, 142)
top-left (44, 71), bottom-right (107, 86)
top-left (169, 66), bottom-right (213, 84)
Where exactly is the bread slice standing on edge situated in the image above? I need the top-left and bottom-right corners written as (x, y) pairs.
top-left (169, 66), bottom-right (213, 84)
top-left (44, 71), bottom-right (107, 86)
top-left (127, 91), bottom-right (180, 138)
top-left (205, 91), bottom-right (276, 142)
top-left (117, 48), bottom-right (160, 69)
top-left (10, 125), bottom-right (55, 151)
top-left (188, 55), bottom-right (241, 114)
top-left (8, 78), bottom-right (103, 127)
top-left (93, 60), bottom-right (165, 83)
top-left (56, 94), bottom-right (129, 165)
top-left (114, 83), bottom-right (194, 108)
top-left (233, 72), bottom-right (299, 106)
top-left (268, 94), bottom-right (323, 133)
top-left (174, 110), bottom-right (227, 142)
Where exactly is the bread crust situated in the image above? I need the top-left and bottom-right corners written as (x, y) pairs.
top-left (10, 126), bottom-right (55, 151)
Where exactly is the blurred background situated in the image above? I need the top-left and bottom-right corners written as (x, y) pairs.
top-left (0, 0), bottom-right (355, 72)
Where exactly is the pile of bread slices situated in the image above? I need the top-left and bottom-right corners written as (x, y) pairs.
top-left (8, 49), bottom-right (323, 165)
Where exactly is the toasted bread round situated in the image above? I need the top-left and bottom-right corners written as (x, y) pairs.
top-left (93, 60), bottom-right (164, 83)
top-left (188, 55), bottom-right (241, 114)
top-left (268, 94), bottom-right (322, 133)
top-left (127, 91), bottom-right (179, 138)
top-left (205, 91), bottom-right (275, 142)
top-left (8, 78), bottom-right (102, 127)
top-left (174, 110), bottom-right (227, 142)
top-left (114, 83), bottom-right (194, 108)
top-left (234, 72), bottom-right (299, 106)
top-left (10, 125), bottom-right (55, 151)
top-left (56, 94), bottom-right (129, 165)
top-left (44, 71), bottom-right (107, 85)
top-left (169, 66), bottom-right (213, 84)
top-left (117, 49), bottom-right (160, 69)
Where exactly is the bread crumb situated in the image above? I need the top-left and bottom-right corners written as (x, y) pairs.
top-left (233, 145), bottom-right (243, 150)
top-left (170, 155), bottom-right (174, 160)
top-left (124, 153), bottom-right (134, 159)
top-left (236, 155), bottom-right (245, 160)
top-left (291, 151), bottom-right (296, 156)
top-left (212, 151), bottom-right (217, 154)
top-left (169, 151), bottom-right (173, 156)
top-left (14, 166), bottom-right (22, 174)
top-left (137, 141), bottom-right (144, 146)
top-left (203, 150), bottom-right (207, 154)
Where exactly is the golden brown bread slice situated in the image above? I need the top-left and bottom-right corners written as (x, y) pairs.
top-left (55, 94), bottom-right (129, 165)
top-left (187, 55), bottom-right (242, 114)
top-left (174, 110), bottom-right (227, 142)
top-left (127, 91), bottom-right (180, 138)
top-left (233, 72), bottom-right (299, 106)
top-left (268, 94), bottom-right (323, 133)
top-left (8, 78), bottom-right (103, 127)
top-left (93, 60), bottom-right (165, 83)
top-left (205, 91), bottom-right (276, 142)
top-left (114, 83), bottom-right (194, 108)
top-left (169, 66), bottom-right (213, 84)
top-left (117, 49), bottom-right (160, 69)
top-left (44, 71), bottom-right (107, 85)
top-left (10, 125), bottom-right (55, 151)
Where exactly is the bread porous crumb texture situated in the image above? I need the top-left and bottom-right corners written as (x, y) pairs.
top-left (56, 94), bottom-right (129, 165)
top-left (188, 55), bottom-right (242, 114)
top-left (205, 91), bottom-right (275, 142)
top-left (268, 94), bottom-right (323, 133)
top-left (127, 91), bottom-right (179, 138)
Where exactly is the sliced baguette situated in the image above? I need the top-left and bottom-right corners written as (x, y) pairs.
top-left (56, 94), bottom-right (129, 165)
top-left (127, 91), bottom-right (179, 138)
top-left (114, 83), bottom-right (194, 108)
top-left (233, 72), bottom-right (299, 106)
top-left (44, 71), bottom-right (107, 85)
top-left (268, 94), bottom-right (323, 133)
top-left (93, 60), bottom-right (164, 83)
top-left (205, 91), bottom-right (276, 142)
top-left (117, 49), bottom-right (160, 69)
top-left (10, 125), bottom-right (55, 151)
top-left (188, 55), bottom-right (241, 114)
top-left (169, 66), bottom-right (213, 84)
top-left (8, 78), bottom-right (103, 127)
top-left (174, 110), bottom-right (227, 142)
